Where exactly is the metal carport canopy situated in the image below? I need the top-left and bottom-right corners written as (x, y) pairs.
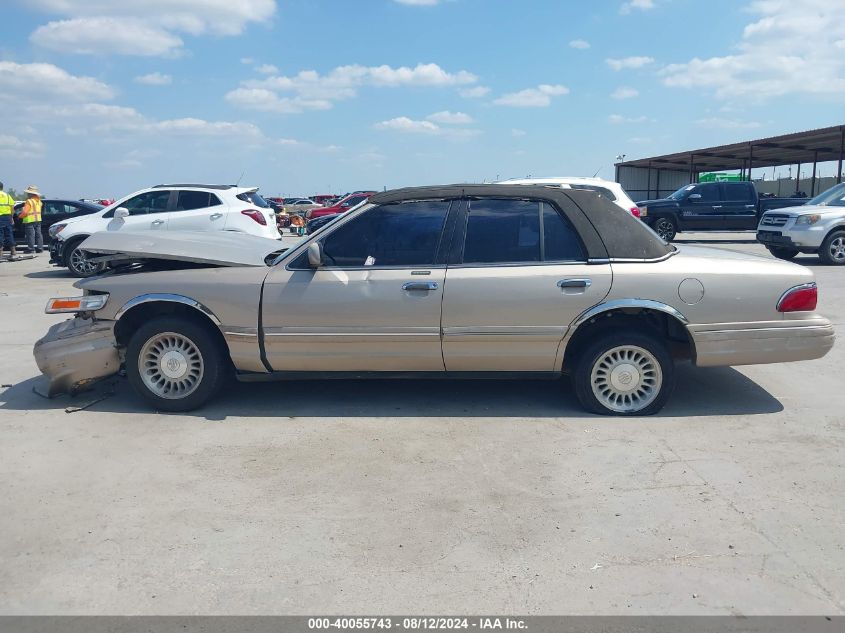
top-left (615, 124), bottom-right (845, 178)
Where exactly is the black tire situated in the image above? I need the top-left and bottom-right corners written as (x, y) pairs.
top-left (766, 246), bottom-right (799, 261)
top-left (819, 229), bottom-right (845, 265)
top-left (126, 316), bottom-right (228, 412)
top-left (651, 216), bottom-right (677, 242)
top-left (65, 238), bottom-right (105, 277)
top-left (573, 330), bottom-right (675, 416)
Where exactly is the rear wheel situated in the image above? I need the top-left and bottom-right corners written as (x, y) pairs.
top-left (819, 230), bottom-right (845, 265)
top-left (766, 246), bottom-right (799, 261)
top-left (66, 239), bottom-right (105, 277)
top-left (652, 217), bottom-right (677, 242)
top-left (573, 330), bottom-right (674, 416)
top-left (126, 316), bottom-right (227, 412)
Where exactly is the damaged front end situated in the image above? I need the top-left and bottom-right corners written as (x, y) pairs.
top-left (33, 308), bottom-right (121, 398)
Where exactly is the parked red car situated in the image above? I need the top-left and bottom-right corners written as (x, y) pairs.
top-left (312, 194), bottom-right (337, 205)
top-left (306, 191), bottom-right (375, 219)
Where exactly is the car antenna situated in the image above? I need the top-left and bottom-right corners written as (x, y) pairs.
top-left (592, 165), bottom-right (603, 178)
top-left (235, 170), bottom-right (245, 187)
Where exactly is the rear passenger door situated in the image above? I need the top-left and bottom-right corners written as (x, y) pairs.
top-left (679, 183), bottom-right (723, 229)
top-left (441, 198), bottom-right (612, 372)
top-left (167, 190), bottom-right (226, 232)
top-left (719, 182), bottom-right (758, 230)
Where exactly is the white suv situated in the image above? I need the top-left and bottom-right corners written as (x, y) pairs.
top-left (498, 177), bottom-right (641, 217)
top-left (757, 182), bottom-right (845, 265)
top-left (50, 184), bottom-right (280, 276)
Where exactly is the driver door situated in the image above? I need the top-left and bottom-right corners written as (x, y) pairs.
top-left (261, 200), bottom-right (454, 372)
top-left (105, 190), bottom-right (173, 231)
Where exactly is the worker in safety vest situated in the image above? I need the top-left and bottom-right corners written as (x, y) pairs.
top-left (20, 185), bottom-right (43, 254)
top-left (0, 181), bottom-right (16, 260)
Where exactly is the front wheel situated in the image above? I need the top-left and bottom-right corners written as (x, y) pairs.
top-left (819, 230), bottom-right (845, 265)
top-left (651, 217), bottom-right (677, 242)
top-left (66, 240), bottom-right (105, 277)
top-left (573, 330), bottom-right (675, 416)
top-left (126, 317), bottom-right (228, 412)
top-left (766, 246), bottom-right (799, 261)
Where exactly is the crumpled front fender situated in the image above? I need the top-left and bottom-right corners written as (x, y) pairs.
top-left (33, 318), bottom-right (121, 397)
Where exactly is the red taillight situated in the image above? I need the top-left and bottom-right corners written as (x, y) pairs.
top-left (241, 209), bottom-right (267, 226)
top-left (630, 206), bottom-right (641, 218)
top-left (777, 284), bottom-right (817, 312)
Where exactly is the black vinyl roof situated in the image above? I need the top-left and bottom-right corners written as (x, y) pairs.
top-left (370, 184), bottom-right (672, 261)
top-left (617, 124), bottom-right (845, 171)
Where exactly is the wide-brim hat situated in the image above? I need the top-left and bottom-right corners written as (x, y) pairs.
top-left (24, 185), bottom-right (40, 195)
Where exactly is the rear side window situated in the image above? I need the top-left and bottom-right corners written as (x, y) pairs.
top-left (175, 191), bottom-right (222, 211)
top-left (542, 202), bottom-right (585, 261)
top-left (722, 182), bottom-right (755, 202)
top-left (568, 184), bottom-right (617, 201)
top-left (237, 191), bottom-right (270, 208)
top-left (463, 199), bottom-right (541, 264)
top-left (318, 201), bottom-right (449, 267)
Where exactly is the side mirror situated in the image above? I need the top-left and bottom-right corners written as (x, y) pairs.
top-left (307, 242), bottom-right (323, 268)
top-left (688, 193), bottom-right (702, 201)
top-left (114, 207), bottom-right (130, 218)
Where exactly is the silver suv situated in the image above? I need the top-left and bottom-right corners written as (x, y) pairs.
top-left (757, 182), bottom-right (845, 265)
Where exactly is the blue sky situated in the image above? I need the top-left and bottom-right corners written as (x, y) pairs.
top-left (1, 0), bottom-right (843, 199)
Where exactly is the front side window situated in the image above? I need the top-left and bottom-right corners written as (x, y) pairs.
top-left (121, 191), bottom-right (172, 216)
top-left (175, 191), bottom-right (221, 211)
top-left (690, 184), bottom-right (720, 202)
top-left (319, 201), bottom-right (449, 267)
top-left (463, 199), bottom-right (541, 264)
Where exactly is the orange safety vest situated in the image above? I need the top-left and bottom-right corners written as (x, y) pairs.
top-left (20, 196), bottom-right (42, 224)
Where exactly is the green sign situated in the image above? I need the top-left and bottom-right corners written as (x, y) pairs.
top-left (699, 172), bottom-right (743, 182)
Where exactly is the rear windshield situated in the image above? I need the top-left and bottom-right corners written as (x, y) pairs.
top-left (237, 191), bottom-right (270, 208)
top-left (568, 184), bottom-right (617, 201)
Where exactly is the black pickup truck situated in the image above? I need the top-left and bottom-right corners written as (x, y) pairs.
top-left (636, 182), bottom-right (806, 241)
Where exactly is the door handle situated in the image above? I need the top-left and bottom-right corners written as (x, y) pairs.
top-left (402, 281), bottom-right (438, 291)
top-left (151, 219), bottom-right (165, 226)
top-left (745, 205), bottom-right (755, 208)
top-left (712, 205), bottom-right (723, 209)
top-left (210, 213), bottom-right (223, 220)
top-left (557, 278), bottom-right (591, 289)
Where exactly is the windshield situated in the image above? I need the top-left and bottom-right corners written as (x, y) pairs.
top-left (805, 182), bottom-right (845, 207)
top-left (669, 185), bottom-right (695, 200)
top-left (237, 191), bottom-right (270, 208)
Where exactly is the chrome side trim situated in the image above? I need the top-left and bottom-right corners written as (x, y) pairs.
top-left (568, 299), bottom-right (690, 333)
top-left (114, 293), bottom-right (222, 326)
top-left (443, 326), bottom-right (566, 337)
top-left (223, 326), bottom-right (259, 337)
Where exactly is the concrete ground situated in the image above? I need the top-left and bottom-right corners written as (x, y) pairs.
top-left (0, 232), bottom-right (842, 615)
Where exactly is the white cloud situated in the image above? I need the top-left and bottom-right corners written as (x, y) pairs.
top-left (0, 61), bottom-right (114, 102)
top-left (240, 57), bottom-right (254, 65)
top-left (459, 85), bottom-right (490, 98)
top-left (606, 56), bottom-right (654, 70)
top-left (569, 39), bottom-right (590, 49)
top-left (374, 116), bottom-right (481, 140)
top-left (375, 117), bottom-right (440, 134)
top-left (28, 0), bottom-right (276, 56)
top-left (225, 87), bottom-right (332, 114)
top-left (661, 0), bottom-right (845, 99)
top-left (611, 86), bottom-right (639, 99)
top-left (620, 0), bottom-right (656, 14)
top-left (426, 110), bottom-right (474, 124)
top-left (0, 134), bottom-right (45, 159)
top-left (134, 72), bottom-right (172, 85)
top-left (511, 129), bottom-right (526, 137)
top-left (493, 84), bottom-right (569, 107)
top-left (256, 64), bottom-right (278, 75)
top-left (229, 62), bottom-right (478, 114)
top-left (609, 114), bottom-right (651, 124)
top-left (694, 117), bottom-right (762, 129)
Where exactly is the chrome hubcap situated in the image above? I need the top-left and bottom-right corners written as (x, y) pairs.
top-left (655, 220), bottom-right (673, 240)
top-left (139, 332), bottom-right (204, 399)
top-left (591, 345), bottom-right (662, 413)
top-left (830, 237), bottom-right (845, 261)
